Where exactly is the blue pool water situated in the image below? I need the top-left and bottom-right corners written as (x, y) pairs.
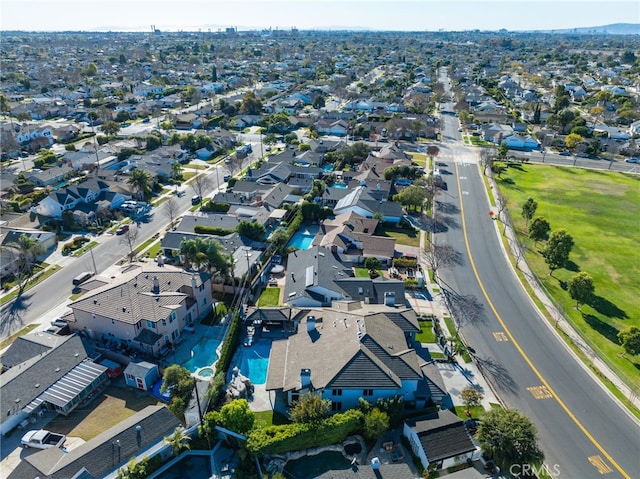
top-left (323, 164), bottom-right (334, 171)
top-left (287, 226), bottom-right (318, 250)
top-left (333, 183), bottom-right (347, 189)
top-left (182, 337), bottom-right (221, 373)
top-left (239, 341), bottom-right (271, 385)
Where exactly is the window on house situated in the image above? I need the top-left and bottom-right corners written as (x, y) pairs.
top-left (358, 287), bottom-right (363, 294)
top-left (202, 298), bottom-right (207, 306)
top-left (162, 319), bottom-right (166, 326)
top-left (146, 320), bottom-right (156, 329)
top-left (332, 389), bottom-right (342, 396)
top-left (331, 401), bottom-right (342, 412)
top-left (136, 321), bottom-right (142, 329)
top-left (169, 312), bottom-right (176, 323)
top-left (363, 389), bottom-right (373, 397)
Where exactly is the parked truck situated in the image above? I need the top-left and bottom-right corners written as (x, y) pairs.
top-left (21, 429), bottom-right (66, 449)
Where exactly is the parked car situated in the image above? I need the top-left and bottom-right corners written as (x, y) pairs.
top-left (625, 157), bottom-right (639, 163)
top-left (558, 151), bottom-right (571, 156)
top-left (191, 195), bottom-right (202, 205)
top-left (21, 430), bottom-right (66, 449)
top-left (223, 174), bottom-right (231, 182)
top-left (72, 271), bottom-right (95, 286)
top-left (576, 153), bottom-right (590, 158)
top-left (116, 224), bottom-right (129, 235)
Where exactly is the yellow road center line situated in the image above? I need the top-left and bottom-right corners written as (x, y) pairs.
top-left (453, 161), bottom-right (629, 479)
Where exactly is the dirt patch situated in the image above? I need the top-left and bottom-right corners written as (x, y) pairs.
top-left (47, 383), bottom-right (160, 441)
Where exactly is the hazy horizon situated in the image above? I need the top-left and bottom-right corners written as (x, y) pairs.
top-left (1, 0), bottom-right (639, 33)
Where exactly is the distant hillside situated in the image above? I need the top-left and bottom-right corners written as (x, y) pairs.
top-left (533, 23), bottom-right (639, 35)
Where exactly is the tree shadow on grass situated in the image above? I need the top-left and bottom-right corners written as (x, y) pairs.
top-left (564, 260), bottom-right (580, 273)
top-left (582, 313), bottom-right (620, 345)
top-left (588, 295), bottom-right (628, 319)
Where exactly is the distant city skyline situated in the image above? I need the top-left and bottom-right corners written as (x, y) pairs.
top-left (1, 0), bottom-right (639, 33)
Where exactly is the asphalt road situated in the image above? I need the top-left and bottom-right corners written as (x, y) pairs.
top-left (434, 68), bottom-right (639, 479)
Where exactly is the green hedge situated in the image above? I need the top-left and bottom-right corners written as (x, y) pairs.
top-left (394, 257), bottom-right (417, 268)
top-left (194, 225), bottom-right (235, 236)
top-left (215, 312), bottom-right (242, 377)
top-left (201, 201), bottom-right (231, 213)
top-left (246, 409), bottom-right (363, 455)
top-left (405, 279), bottom-right (419, 290)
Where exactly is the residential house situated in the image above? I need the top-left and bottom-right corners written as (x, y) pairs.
top-left (503, 134), bottom-right (539, 150)
top-left (283, 246), bottom-right (404, 307)
top-left (0, 334), bottom-right (108, 434)
top-left (33, 178), bottom-right (129, 219)
top-left (333, 186), bottom-right (404, 224)
top-left (313, 212), bottom-right (396, 265)
top-left (316, 119), bottom-right (349, 136)
top-left (25, 164), bottom-right (74, 187)
top-left (480, 123), bottom-right (514, 144)
top-left (403, 410), bottom-right (477, 471)
top-left (66, 264), bottom-right (213, 356)
top-left (7, 405), bottom-right (180, 479)
top-left (266, 305), bottom-right (443, 413)
top-left (0, 227), bottom-right (57, 277)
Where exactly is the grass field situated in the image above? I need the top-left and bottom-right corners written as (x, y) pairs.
top-left (496, 164), bottom-right (640, 387)
top-left (378, 225), bottom-right (420, 247)
top-left (47, 384), bottom-right (160, 441)
top-left (257, 287), bottom-right (280, 307)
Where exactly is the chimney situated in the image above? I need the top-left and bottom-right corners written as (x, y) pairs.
top-left (152, 276), bottom-right (160, 294)
top-left (300, 368), bottom-right (311, 389)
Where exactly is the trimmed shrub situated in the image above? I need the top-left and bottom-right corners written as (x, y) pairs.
top-left (246, 409), bottom-right (363, 455)
top-left (201, 201), bottom-right (231, 213)
top-left (194, 225), bottom-right (235, 236)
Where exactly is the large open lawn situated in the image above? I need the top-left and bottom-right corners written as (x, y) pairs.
top-left (378, 225), bottom-right (421, 247)
top-left (496, 164), bottom-right (639, 388)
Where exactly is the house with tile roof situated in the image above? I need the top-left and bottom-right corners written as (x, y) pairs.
top-left (66, 264), bottom-right (213, 356)
top-left (7, 405), bottom-right (180, 479)
top-left (266, 305), bottom-right (444, 413)
top-left (403, 409), bottom-right (477, 471)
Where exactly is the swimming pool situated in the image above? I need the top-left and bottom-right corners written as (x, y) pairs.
top-left (332, 183), bottom-right (347, 189)
top-left (182, 337), bottom-right (222, 376)
top-left (238, 340), bottom-right (271, 385)
top-left (287, 225), bottom-right (318, 250)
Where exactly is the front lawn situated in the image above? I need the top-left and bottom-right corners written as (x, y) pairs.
top-left (378, 225), bottom-right (420, 247)
top-left (416, 320), bottom-right (436, 343)
top-left (496, 164), bottom-right (640, 389)
top-left (354, 267), bottom-right (371, 278)
top-left (257, 287), bottom-right (280, 307)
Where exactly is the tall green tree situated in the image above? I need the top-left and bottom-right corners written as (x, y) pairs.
top-left (496, 142), bottom-right (509, 160)
top-left (161, 365), bottom-right (195, 418)
top-left (289, 393), bottom-right (331, 423)
top-left (528, 216), bottom-right (550, 246)
top-left (568, 272), bottom-right (595, 310)
top-left (179, 237), bottom-right (233, 282)
top-left (100, 120), bottom-right (121, 136)
top-left (618, 326), bottom-right (640, 356)
top-left (236, 221), bottom-right (266, 241)
top-left (542, 229), bottom-right (574, 275)
top-left (218, 399), bottom-right (255, 435)
top-left (363, 407), bottom-right (389, 441)
top-left (521, 197), bottom-right (538, 226)
top-left (476, 408), bottom-right (544, 472)
top-left (2, 234), bottom-right (45, 292)
top-left (395, 185), bottom-right (428, 213)
top-left (127, 169), bottom-right (152, 200)
top-left (460, 387), bottom-right (484, 415)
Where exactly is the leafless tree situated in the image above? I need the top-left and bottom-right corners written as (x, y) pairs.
top-left (422, 241), bottom-right (461, 281)
top-left (119, 225), bottom-right (139, 262)
top-left (442, 289), bottom-right (487, 332)
top-left (191, 173), bottom-right (212, 202)
top-left (226, 153), bottom-right (245, 176)
top-left (480, 148), bottom-right (495, 176)
top-left (163, 197), bottom-right (180, 230)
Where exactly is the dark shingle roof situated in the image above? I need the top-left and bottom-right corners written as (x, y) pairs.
top-left (9, 406), bottom-right (180, 479)
top-left (315, 462), bottom-right (415, 479)
top-left (405, 410), bottom-right (476, 463)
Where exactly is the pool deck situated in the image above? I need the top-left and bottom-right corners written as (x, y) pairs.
top-left (159, 320), bottom-right (227, 370)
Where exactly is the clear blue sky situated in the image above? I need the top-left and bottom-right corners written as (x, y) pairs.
top-left (2, 0), bottom-right (638, 32)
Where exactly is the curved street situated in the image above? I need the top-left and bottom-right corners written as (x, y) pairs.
top-left (433, 99), bottom-right (639, 476)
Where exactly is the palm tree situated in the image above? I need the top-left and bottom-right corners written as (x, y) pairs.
top-left (2, 234), bottom-right (45, 292)
top-left (163, 427), bottom-right (191, 457)
top-left (127, 169), bottom-right (152, 200)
